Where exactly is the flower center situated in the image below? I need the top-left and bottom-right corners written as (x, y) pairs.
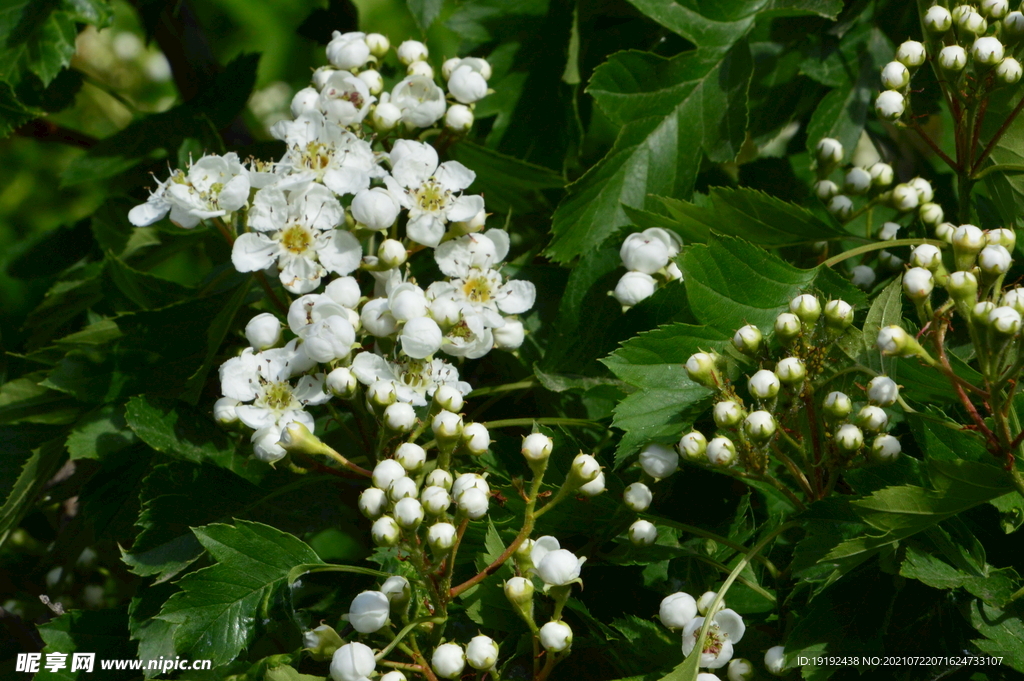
top-left (461, 275), bottom-right (491, 302)
top-left (280, 224), bottom-right (315, 254)
top-left (448, 321), bottom-right (474, 340)
top-left (303, 142), bottom-right (333, 171)
top-left (414, 180), bottom-right (449, 212)
top-left (341, 90), bottom-right (364, 108)
top-left (693, 624), bottom-right (725, 656)
top-left (258, 381), bottom-right (298, 412)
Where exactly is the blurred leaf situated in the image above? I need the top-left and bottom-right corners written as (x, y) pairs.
top-left (36, 608), bottom-right (134, 681)
top-left (0, 375), bottom-right (78, 424)
top-left (0, 80), bottom-right (41, 135)
top-left (296, 0), bottom-right (359, 44)
top-left (66, 404), bottom-right (137, 460)
top-left (105, 254), bottom-right (194, 310)
top-left (407, 0), bottom-right (443, 31)
top-left (449, 141), bottom-right (564, 214)
top-left (22, 266), bottom-right (105, 349)
top-left (0, 437), bottom-right (65, 544)
top-left (970, 602), bottom-right (1024, 672)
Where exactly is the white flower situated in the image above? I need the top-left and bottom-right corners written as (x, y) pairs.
top-left (431, 643), bottom-right (465, 680)
top-left (426, 469), bottom-right (453, 490)
top-left (706, 437), bottom-right (737, 466)
top-left (129, 152), bottom-right (250, 229)
top-left (394, 497), bottom-right (424, 529)
top-left (682, 609), bottom-right (745, 670)
top-left (813, 179), bottom-right (838, 200)
top-left (387, 476), bottom-right (417, 502)
top-left (660, 592), bottom-right (698, 629)
top-left (326, 31), bottom-right (370, 70)
top-left (764, 646), bottom-right (787, 676)
top-left (391, 75), bottom-right (447, 128)
top-left (748, 369), bottom-right (780, 400)
top-left (629, 519), bottom-right (658, 546)
top-left (990, 306), bottom-right (1022, 334)
top-left (997, 57), bottom-right (1023, 84)
top-left (448, 62), bottom-right (489, 104)
top-left (875, 90), bottom-right (905, 121)
top-left (214, 397), bottom-right (239, 424)
top-left (371, 516), bottom-right (401, 546)
top-left (614, 271), bottom-right (657, 306)
top-left (385, 140), bottom-right (483, 247)
top-left (539, 621), bottom-right (573, 652)
top-left (291, 87), bottom-right (320, 117)
top-left (851, 264), bottom-right (876, 289)
top-left (319, 70), bottom-right (375, 127)
top-left (350, 352), bottom-right (471, 407)
top-left (827, 194), bottom-right (853, 219)
top-left (432, 409), bottom-right (463, 439)
top-left (325, 276), bottom-right (362, 308)
top-left (397, 40), bottom-right (428, 65)
top-left (872, 434), bottom-right (902, 462)
top-left (504, 576), bottom-right (534, 604)
top-left (623, 482), bottom-right (652, 512)
top-left (421, 485), bottom-right (451, 515)
top-left (880, 61), bottom-right (909, 89)
top-left (358, 488), bottom-right (387, 520)
top-left (384, 402), bottom-right (417, 432)
top-left (466, 635), bottom-right (499, 670)
top-left (903, 267), bottom-right (934, 301)
top-left (639, 443), bottom-right (678, 480)
top-left (372, 459), bottom-right (406, 491)
top-left (979, 245), bottom-right (1012, 275)
top-left (457, 487), bottom-right (490, 519)
top-left (348, 590), bottom-right (389, 633)
top-left (535, 548), bottom-right (586, 586)
top-left (381, 575), bottom-right (410, 605)
top-left (529, 535), bottom-right (560, 567)
top-left (493, 319), bottom-right (525, 350)
top-left (245, 313), bottom-right (282, 350)
top-left (910, 244), bottom-right (941, 270)
top-left (973, 37), bottom-right (1005, 65)
top-left (452, 473), bottom-right (489, 500)
top-left (743, 411), bottom-right (776, 442)
top-left (522, 433), bottom-right (553, 461)
top-left (271, 111), bottom-right (378, 195)
top-left (620, 228), bottom-right (681, 273)
top-left (331, 642), bottom-right (375, 681)
top-left (869, 162), bottom-right (894, 186)
top-left (351, 187), bottom-right (401, 230)
top-left (867, 376), bottom-right (899, 406)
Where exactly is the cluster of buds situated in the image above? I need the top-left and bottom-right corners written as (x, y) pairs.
top-left (611, 228), bottom-right (684, 308)
top-left (822, 376), bottom-right (903, 464)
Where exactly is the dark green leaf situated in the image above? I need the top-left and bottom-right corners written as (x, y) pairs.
top-left (448, 141), bottom-right (563, 214)
top-left (406, 0), bottom-right (443, 31)
top-left (970, 602), bottom-right (1024, 672)
top-left (36, 608), bottom-right (135, 680)
top-left (105, 254), bottom-right (195, 310)
top-left (0, 438), bottom-right (65, 544)
top-left (66, 404), bottom-right (137, 460)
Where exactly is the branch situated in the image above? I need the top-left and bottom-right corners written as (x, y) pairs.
top-left (14, 120), bottom-right (96, 148)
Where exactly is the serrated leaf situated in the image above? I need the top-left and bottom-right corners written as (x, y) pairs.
top-left (970, 602), bottom-right (1024, 672)
top-left (0, 79), bottom-right (41, 135)
top-left (448, 140), bottom-right (563, 214)
top-left (0, 438), bottom-right (65, 545)
top-left (105, 254), bottom-right (195, 310)
top-left (36, 608), bottom-right (135, 680)
top-left (154, 520), bottom-right (323, 666)
top-left (66, 404), bottom-right (137, 460)
top-left (900, 544), bottom-right (1020, 606)
top-left (0, 375), bottom-right (78, 425)
top-left (407, 0), bottom-right (443, 31)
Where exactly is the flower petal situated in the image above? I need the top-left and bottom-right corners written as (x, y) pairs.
top-left (232, 232), bottom-right (279, 272)
top-left (324, 167), bottom-right (370, 197)
top-left (128, 198), bottom-right (170, 227)
top-left (447, 194), bottom-right (484, 222)
top-left (435, 161), bottom-right (475, 193)
top-left (279, 255), bottom-right (325, 294)
top-left (407, 214), bottom-right (445, 248)
top-left (318, 229), bottom-right (362, 275)
top-left (714, 609), bottom-right (745, 643)
top-left (496, 279), bottom-right (536, 314)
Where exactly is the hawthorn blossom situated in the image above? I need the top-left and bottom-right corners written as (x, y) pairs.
top-left (129, 152), bottom-right (250, 228)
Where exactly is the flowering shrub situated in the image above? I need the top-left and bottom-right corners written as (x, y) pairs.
top-left (4, 2), bottom-right (1024, 681)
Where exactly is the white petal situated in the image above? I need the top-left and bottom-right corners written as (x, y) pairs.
top-left (219, 351), bottom-right (260, 402)
top-left (447, 194), bottom-right (485, 222)
top-left (406, 214), bottom-right (445, 248)
top-left (400, 317), bottom-right (443, 359)
top-left (389, 140), bottom-right (437, 186)
top-left (318, 230), bottom-right (362, 275)
top-left (496, 279), bottom-right (536, 314)
top-left (483, 229), bottom-right (509, 263)
top-left (249, 187), bottom-right (289, 232)
top-left (714, 609), bottom-right (745, 643)
top-left (231, 232), bottom-right (279, 272)
top-left (352, 351), bottom-right (395, 384)
top-left (236, 405), bottom-right (277, 430)
top-left (435, 161), bottom-right (475, 192)
top-left (219, 174), bottom-right (251, 212)
top-left (706, 639), bottom-right (732, 669)
top-left (433, 239), bottom-right (473, 279)
top-left (298, 184), bottom-right (344, 231)
top-left (294, 374), bottom-right (330, 406)
top-left (128, 199), bottom-right (170, 226)
top-left (279, 255), bottom-right (324, 294)
top-left (323, 167), bottom-right (370, 197)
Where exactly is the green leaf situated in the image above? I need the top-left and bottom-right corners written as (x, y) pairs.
top-left (0, 80), bottom-right (41, 135)
top-left (970, 602), bottom-right (1024, 672)
top-left (406, 0), bottom-right (443, 31)
top-left (0, 438), bottom-right (65, 545)
top-left (105, 254), bottom-right (195, 310)
top-left (860, 275), bottom-right (902, 372)
top-left (0, 375), bottom-right (78, 425)
top-left (36, 608), bottom-right (135, 680)
top-left (0, 1), bottom-right (76, 87)
top-left (448, 140), bottom-right (564, 214)
top-left (546, 43), bottom-right (752, 263)
top-left (66, 404), bottom-right (137, 460)
top-left (154, 520), bottom-right (323, 666)
top-left (900, 543), bottom-right (1019, 607)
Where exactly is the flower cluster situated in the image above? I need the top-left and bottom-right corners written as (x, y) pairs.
top-left (611, 228), bottom-right (683, 308)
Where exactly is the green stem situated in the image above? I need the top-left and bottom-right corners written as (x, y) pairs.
top-left (691, 555), bottom-right (777, 603)
top-left (481, 418), bottom-right (603, 430)
top-left (822, 238), bottom-right (946, 268)
top-left (468, 378), bottom-right (539, 398)
top-left (375, 618), bottom-right (446, 661)
top-left (646, 518), bottom-right (780, 578)
top-left (971, 163), bottom-right (1024, 181)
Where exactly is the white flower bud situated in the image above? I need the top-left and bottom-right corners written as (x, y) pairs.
top-left (827, 194), bottom-right (854, 219)
top-left (987, 228), bottom-right (1016, 250)
top-left (639, 443), bottom-right (679, 480)
top-left (365, 33), bottom-right (389, 57)
top-left (713, 400), bottom-right (745, 428)
top-left (432, 409), bottom-right (464, 439)
top-left (452, 473), bottom-right (488, 500)
top-left (420, 485), bottom-right (451, 515)
top-left (973, 37), bottom-right (1005, 65)
top-left (775, 357), bottom-right (806, 385)
top-left (425, 469), bottom-right (453, 490)
top-left (431, 643), bottom-right (465, 680)
top-left (367, 381), bottom-right (398, 410)
top-left (823, 391), bottom-right (853, 418)
top-left (697, 591), bottom-right (724, 616)
top-left (939, 45), bottom-right (968, 71)
top-left (578, 471), bottom-right (606, 497)
top-left (924, 5), bottom-right (953, 32)
top-left (376, 239), bottom-right (407, 270)
top-left (372, 459), bottom-right (406, 490)
top-left (743, 411), bottom-right (776, 443)
top-left (919, 202), bottom-right (944, 226)
top-left (401, 317), bottom-right (443, 359)
top-left (872, 434), bottom-right (902, 463)
top-left (536, 548), bottom-right (586, 586)
top-left (245, 313), bottom-right (282, 350)
top-left (214, 397), bottom-right (239, 425)
top-left (522, 433), bottom-right (553, 462)
top-left (880, 61), bottom-right (910, 90)
top-left (660, 592), bottom-right (698, 629)
top-left (621, 230), bottom-right (673, 274)
top-left (867, 376), bottom-right (899, 407)
top-left (362, 299), bottom-right (398, 338)
top-left (877, 221), bottom-right (900, 241)
top-left (331, 642), bottom-right (375, 681)
top-left (997, 57), bottom-right (1024, 83)
top-left (851, 265), bottom-right (876, 289)
top-left (953, 224), bottom-right (986, 258)
top-left (910, 244), bottom-right (942, 270)
top-left (381, 575), bottom-right (410, 604)
top-left (774, 312), bottom-right (802, 342)
top-left (748, 370), bottom-right (781, 400)
top-left (816, 137), bottom-right (844, 165)
top-left (462, 422), bottom-right (490, 455)
top-left (324, 367), bottom-right (357, 400)
top-left (732, 324), bottom-right (763, 355)
top-left (824, 299), bottom-right (855, 330)
top-left (842, 167), bottom-right (871, 195)
top-left (947, 270), bottom-right (979, 301)
top-left (441, 57), bottom-right (462, 81)
top-left (877, 325), bottom-right (913, 355)
top-left (1006, 11), bottom-right (1024, 39)
top-left (493, 319), bottom-right (525, 350)
top-left (869, 162), bottom-right (894, 187)
top-left (629, 519), bottom-right (658, 546)
top-left (372, 101), bottom-right (402, 131)
top-left (903, 267), bottom-right (934, 301)
top-left (571, 453), bottom-right (601, 483)
top-left (406, 60), bottom-right (434, 79)
top-left (613, 271), bottom-right (657, 306)
top-left (388, 476), bottom-right (418, 502)
top-left (427, 522), bottom-right (458, 552)
top-left (326, 31), bottom-right (371, 70)
top-left (678, 431), bottom-right (707, 462)
top-left (858, 405), bottom-right (889, 432)
top-left (979, 244), bottom-right (1012, 275)
top-left (457, 487), bottom-right (489, 519)
top-left (728, 658), bottom-right (754, 681)
top-left (291, 86), bottom-right (320, 117)
top-left (359, 487), bottom-right (388, 520)
top-left (706, 437), bottom-right (737, 466)
top-left (504, 576), bottom-right (534, 605)
top-left (814, 179), bottom-right (839, 200)
top-left (384, 402), bottom-right (417, 432)
top-left (990, 306), bottom-right (1022, 334)
top-left (1004, 288), bottom-right (1024, 314)
top-left (685, 351), bottom-right (720, 387)
top-left (394, 497), bottom-right (424, 529)
top-left (623, 482), bottom-right (653, 512)
top-left (445, 103), bottom-right (475, 132)
top-left (371, 516), bottom-right (401, 546)
top-left (896, 40), bottom-right (926, 67)
top-left (349, 590), bottom-right (390, 633)
top-left (380, 673), bottom-right (406, 681)
top-left (540, 621), bottom-right (573, 652)
top-left (959, 10), bottom-right (988, 35)
top-left (358, 69), bottom-right (384, 95)
top-left (982, 0), bottom-right (1009, 19)
top-left (790, 294), bottom-right (822, 324)
top-left (395, 442), bottom-right (426, 473)
top-left (397, 40), bottom-right (428, 65)
top-left (975, 301), bottom-right (997, 325)
top-left (466, 635), bottom-right (499, 670)
top-left (765, 646), bottom-right (787, 676)
top-left (879, 247), bottom-right (904, 268)
top-left (836, 424), bottom-right (864, 452)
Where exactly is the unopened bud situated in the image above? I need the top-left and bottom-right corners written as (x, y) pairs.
top-left (640, 443), bottom-right (679, 480)
top-left (743, 411), bottom-right (777, 443)
top-left (522, 433), bottom-right (553, 462)
top-left (1006, 11), bottom-right (1024, 39)
top-left (871, 434), bottom-right (902, 463)
top-left (570, 453), bottom-right (601, 484)
top-left (628, 519), bottom-right (658, 546)
top-left (878, 221), bottom-right (900, 241)
top-left (789, 294), bottom-right (821, 325)
top-left (427, 522), bottom-right (457, 552)
top-left (924, 5), bottom-right (953, 32)
top-left (973, 36), bottom-right (1005, 65)
top-left (304, 624), bottom-right (344, 660)
top-left (823, 390), bottom-right (853, 418)
top-left (359, 487), bottom-right (388, 520)
top-left (765, 646), bottom-right (788, 676)
top-left (420, 485), bottom-right (451, 515)
top-left (974, 301), bottom-right (996, 325)
top-left (748, 370), bottom-right (781, 401)
top-left (981, 0), bottom-right (1009, 19)
top-left (958, 10), bottom-right (988, 36)
top-left (814, 179), bottom-right (839, 200)
top-left (713, 400), bottom-right (745, 428)
top-left (378, 239), bottom-right (407, 269)
top-left (935, 222), bottom-right (955, 243)
top-left (732, 324), bottom-right (762, 355)
top-left (979, 245), bottom-right (1012, 275)
top-left (434, 385), bottom-right (464, 413)
top-left (504, 576), bottom-right (535, 605)
top-left (623, 482), bottom-right (653, 512)
top-left (824, 299), bottom-right (855, 330)
top-left (368, 380), bottom-right (397, 408)
top-left (919, 202), bottom-right (944, 226)
top-left (987, 228), bottom-right (1016, 250)
top-left (728, 658), bottom-right (755, 681)
top-left (706, 437), bottom-right (737, 466)
top-left (869, 162), bottom-right (894, 187)
top-left (372, 459), bottom-right (406, 490)
top-left (774, 312), bottom-right (802, 343)
top-left (384, 402), bottom-right (417, 432)
top-left (327, 367), bottom-right (358, 399)
top-left (867, 376), bottom-right (899, 407)
top-left (365, 33), bottom-right (389, 57)
top-left (425, 469), bottom-right (453, 490)
top-left (896, 40), bottom-right (927, 67)
top-left (214, 397), bottom-right (239, 425)
top-left (397, 40), bottom-right (428, 65)
top-left (396, 442), bottom-right (426, 472)
top-left (678, 431), bottom-right (707, 462)
top-left (946, 270), bottom-right (979, 302)
top-left (858, 405), bottom-right (889, 432)
top-left (245, 313), bottom-right (282, 350)
top-left (388, 476), bottom-right (418, 502)
top-left (697, 591), bottom-right (724, 616)
top-left (997, 57), bottom-right (1023, 83)
top-left (578, 471), bottom-right (606, 497)
top-left (371, 516), bottom-right (401, 546)
top-left (445, 104), bottom-right (475, 132)
top-left (892, 184), bottom-right (919, 211)
top-left (851, 265), bottom-right (876, 289)
top-left (903, 267), bottom-right (934, 301)
top-left (462, 422), bottom-right (490, 455)
top-left (835, 424), bottom-right (864, 452)
top-left (456, 487), bottom-right (490, 519)
top-left (875, 90), bottom-right (905, 121)
top-left (990, 306), bottom-right (1022, 334)
top-left (775, 357), bottom-right (806, 385)
top-left (685, 352), bottom-right (721, 388)
top-left (394, 497), bottom-right (425, 529)
top-left (816, 137), bottom-right (844, 167)
top-left (939, 45), bottom-right (968, 71)
top-left (910, 244), bottom-right (943, 270)
top-left (880, 61), bottom-right (910, 90)
top-left (1004, 288), bottom-right (1024, 314)
top-left (828, 194), bottom-right (854, 219)
top-left (432, 410), bottom-right (464, 440)
top-left (844, 167), bottom-right (872, 195)
top-left (539, 621), bottom-right (573, 653)
top-left (466, 635), bottom-right (499, 671)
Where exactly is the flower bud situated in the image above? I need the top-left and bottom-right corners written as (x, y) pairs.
top-left (373, 459), bottom-right (406, 491)
top-left (462, 422), bottom-right (490, 455)
top-left (536, 548), bottom-right (585, 586)
top-left (990, 306), bottom-right (1022, 334)
top-left (466, 635), bottom-right (499, 670)
top-left (540, 621), bottom-right (573, 652)
top-left (851, 264), bottom-right (876, 289)
top-left (974, 301), bottom-right (996, 325)
top-left (367, 380), bottom-right (398, 408)
top-left (842, 168), bottom-right (870, 196)
top-left (790, 294), bottom-right (822, 325)
top-left (1004, 288), bottom-right (1024, 314)
top-left (924, 5), bottom-right (953, 32)
top-left (732, 324), bottom-right (762, 355)
top-left (697, 591), bottom-right (724, 616)
top-left (388, 476), bottom-right (418, 502)
top-left (678, 431), bottom-right (707, 462)
top-left (748, 369), bottom-right (781, 400)
top-left (384, 402), bottom-right (417, 432)
top-left (326, 31), bottom-right (371, 70)
top-left (629, 519), bottom-right (658, 546)
top-left (765, 646), bottom-right (787, 676)
top-left (522, 433), bottom-right (553, 462)
top-left (816, 137), bottom-right (844, 166)
top-left (425, 469), bottom-right (453, 490)
top-left (639, 443), bottom-right (679, 480)
top-left (457, 487), bottom-right (490, 519)
top-left (871, 434), bottom-right (902, 463)
top-left (828, 194), bottom-right (853, 219)
top-left (291, 86), bottom-right (320, 117)
top-left (877, 325), bottom-right (921, 356)
top-left (958, 10), bottom-right (987, 35)
top-left (867, 376), bottom-right (899, 407)
top-left (214, 397), bottom-right (239, 425)
top-left (434, 385), bottom-right (464, 413)
top-left (452, 473), bottom-right (489, 500)
top-left (869, 162), bottom-right (894, 187)
top-left (427, 522), bottom-right (457, 553)
top-left (613, 271), bottom-right (657, 307)
top-left (979, 245), bottom-right (1012, 275)
top-left (824, 299), bottom-right (855, 330)
top-left (935, 222), bottom-right (955, 243)
top-left (397, 40), bottom-right (428, 65)
top-left (814, 179), bottom-right (839, 200)
top-left (982, 0), bottom-right (1009, 19)
top-left (891, 183), bottom-right (919, 211)
top-left (420, 485), bottom-right (451, 515)
top-left (919, 202), bottom-right (944, 226)
top-left (365, 33), bottom-right (389, 57)
top-left (381, 575), bottom-right (410, 604)
top-left (878, 221), bottom-right (900, 241)
top-left (432, 410), bottom-right (464, 440)
top-left (1006, 11), bottom-right (1024, 39)
top-left (394, 497), bottom-right (424, 529)
top-left (946, 270), bottom-right (979, 302)
top-left (774, 312), bottom-right (802, 343)
top-left (706, 437), bottom-right (737, 466)
top-left (685, 352), bottom-right (721, 388)
top-left (743, 411), bottom-right (776, 443)
top-left (973, 37), bottom-right (1005, 65)
top-left (245, 313), bottom-right (282, 349)
top-left (571, 453), bottom-right (601, 483)
top-left (939, 45), bottom-right (968, 71)
top-left (823, 391), bottom-right (853, 418)
top-left (431, 643), bottom-right (465, 680)
top-left (395, 443), bottom-right (426, 473)
top-left (987, 228), bottom-right (1016, 250)
top-left (493, 318), bottom-right (525, 350)
top-left (880, 61), bottom-right (910, 90)
top-left (304, 623), bottom-right (343, 660)
top-left (775, 357), bottom-right (806, 385)
top-left (713, 401), bottom-right (745, 428)
top-left (358, 69), bottom-right (384, 95)
top-left (910, 244), bottom-right (943, 271)
top-left (504, 576), bottom-right (535, 605)
top-left (896, 40), bottom-right (926, 67)
top-left (359, 487), bottom-right (388, 520)
top-left (324, 367), bottom-right (357, 400)
top-left (376, 239), bottom-right (407, 269)
top-left (578, 471), bottom-right (607, 497)
top-left (879, 249), bottom-right (904, 270)
top-left (660, 592), bottom-right (698, 629)
top-left (903, 267), bottom-right (934, 302)
top-left (445, 104), bottom-right (475, 132)
top-left (331, 642), bottom-right (375, 681)
top-left (371, 516), bottom-right (401, 546)
top-left (858, 405), bottom-right (889, 432)
top-left (349, 590), bottom-right (390, 633)
top-left (372, 101), bottom-right (402, 131)
top-left (623, 482), bottom-right (653, 512)
top-left (835, 424), bottom-right (864, 452)
top-left (997, 57), bottom-right (1024, 83)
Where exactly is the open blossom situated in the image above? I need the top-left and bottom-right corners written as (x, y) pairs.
top-left (319, 70), bottom-right (375, 127)
top-left (681, 609), bottom-right (746, 669)
top-left (350, 352), bottom-right (470, 406)
top-left (385, 140), bottom-right (484, 247)
top-left (391, 75), bottom-right (446, 127)
top-left (231, 183), bottom-right (361, 294)
top-left (129, 152), bottom-right (250, 228)
top-left (271, 111), bottom-right (379, 195)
